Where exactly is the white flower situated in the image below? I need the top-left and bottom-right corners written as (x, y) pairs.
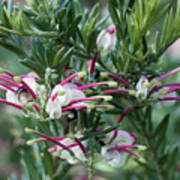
top-left (97, 28), bottom-right (116, 56)
top-left (106, 130), bottom-right (134, 145)
top-left (136, 77), bottom-right (149, 99)
top-left (54, 134), bottom-right (87, 164)
top-left (102, 130), bottom-right (135, 167)
top-left (101, 146), bottom-right (125, 168)
top-left (46, 99), bottom-right (62, 119)
top-left (46, 83), bottom-right (85, 119)
top-left (6, 77), bottom-right (45, 106)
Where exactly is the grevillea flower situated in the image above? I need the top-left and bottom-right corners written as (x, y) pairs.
top-left (45, 71), bottom-right (116, 119)
top-left (0, 69), bottom-right (114, 119)
top-left (0, 69), bottom-right (44, 112)
top-left (135, 76), bottom-right (149, 99)
top-left (46, 83), bottom-right (86, 119)
top-left (6, 77), bottom-right (45, 105)
top-left (101, 130), bottom-right (140, 167)
top-left (26, 129), bottom-right (87, 164)
top-left (97, 28), bottom-right (116, 56)
top-left (51, 136), bottom-right (87, 164)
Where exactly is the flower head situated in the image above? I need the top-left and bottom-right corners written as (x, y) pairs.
top-left (97, 28), bottom-right (116, 56)
top-left (101, 129), bottom-right (139, 167)
top-left (136, 76), bottom-right (149, 99)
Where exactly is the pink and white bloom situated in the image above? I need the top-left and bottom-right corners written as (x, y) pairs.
top-left (6, 77), bottom-right (45, 106)
top-left (97, 28), bottom-right (116, 56)
top-left (46, 83), bottom-right (86, 119)
top-left (52, 136), bottom-right (87, 164)
top-left (26, 129), bottom-right (87, 165)
top-left (46, 71), bottom-right (116, 119)
top-left (136, 76), bottom-right (149, 99)
top-left (101, 130), bottom-right (138, 167)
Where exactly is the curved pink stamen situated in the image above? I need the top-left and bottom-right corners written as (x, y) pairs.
top-left (2, 71), bottom-right (14, 78)
top-left (90, 51), bottom-right (98, 74)
top-left (0, 86), bottom-right (8, 91)
top-left (109, 129), bottom-right (118, 143)
top-left (157, 67), bottom-right (180, 81)
top-left (128, 132), bottom-right (137, 144)
top-left (114, 145), bottom-right (138, 150)
top-left (73, 82), bottom-right (82, 86)
top-left (68, 96), bottom-right (105, 106)
top-left (48, 145), bottom-right (59, 153)
top-left (121, 148), bottom-right (139, 158)
top-left (51, 92), bottom-right (58, 101)
top-left (159, 97), bottom-right (180, 101)
top-left (0, 99), bottom-right (23, 109)
top-left (75, 137), bottom-right (87, 154)
top-left (62, 105), bottom-right (88, 112)
top-left (34, 131), bottom-right (68, 150)
top-left (149, 85), bottom-right (159, 94)
top-left (66, 143), bottom-right (78, 149)
top-left (0, 82), bottom-right (16, 92)
top-left (168, 87), bottom-right (180, 93)
top-left (77, 82), bottom-right (108, 90)
top-left (163, 83), bottom-right (180, 87)
top-left (108, 74), bottom-right (131, 87)
top-left (103, 89), bottom-right (128, 94)
top-left (20, 75), bottom-right (38, 81)
top-left (117, 107), bottom-right (132, 123)
top-left (1, 74), bottom-right (13, 79)
top-left (108, 28), bottom-right (115, 34)
top-left (60, 73), bottom-right (78, 86)
top-left (0, 76), bottom-right (20, 88)
top-left (33, 104), bottom-right (41, 113)
top-left (34, 137), bottom-right (65, 143)
top-left (21, 81), bottom-right (37, 100)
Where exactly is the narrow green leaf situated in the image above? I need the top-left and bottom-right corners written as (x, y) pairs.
top-left (43, 149), bottom-right (54, 177)
top-left (57, 47), bottom-right (74, 72)
top-left (153, 114), bottom-right (169, 138)
top-left (19, 58), bottom-right (44, 77)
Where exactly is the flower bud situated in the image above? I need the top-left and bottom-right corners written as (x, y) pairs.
top-left (100, 72), bottom-right (108, 78)
top-left (58, 91), bottom-right (65, 96)
top-left (108, 81), bottom-right (118, 87)
top-left (137, 145), bottom-right (147, 151)
top-left (88, 105), bottom-right (95, 109)
top-left (27, 139), bottom-right (36, 146)
top-left (143, 82), bottom-right (152, 88)
top-left (25, 128), bottom-right (36, 134)
top-left (78, 71), bottom-right (86, 78)
top-left (103, 96), bottom-right (113, 101)
top-left (106, 105), bottom-right (115, 109)
top-left (129, 90), bottom-right (136, 96)
top-left (0, 68), bottom-right (4, 73)
top-left (138, 157), bottom-right (146, 164)
top-left (13, 76), bottom-right (22, 83)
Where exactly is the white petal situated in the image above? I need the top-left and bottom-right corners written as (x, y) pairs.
top-left (102, 147), bottom-right (125, 167)
top-left (46, 99), bottom-right (62, 119)
top-left (6, 90), bottom-right (17, 104)
top-left (106, 130), bottom-right (134, 145)
top-left (136, 77), bottom-right (149, 99)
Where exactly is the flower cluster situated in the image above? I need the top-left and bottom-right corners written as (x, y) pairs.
top-left (99, 67), bottom-right (180, 105)
top-left (26, 125), bottom-right (145, 167)
top-left (0, 68), bottom-right (118, 121)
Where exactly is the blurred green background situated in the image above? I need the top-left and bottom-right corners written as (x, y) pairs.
top-left (0, 0), bottom-right (180, 179)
